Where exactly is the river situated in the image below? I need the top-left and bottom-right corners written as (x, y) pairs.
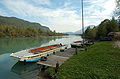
top-left (0, 35), bottom-right (82, 79)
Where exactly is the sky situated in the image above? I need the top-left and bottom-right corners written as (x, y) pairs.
top-left (0, 0), bottom-right (116, 32)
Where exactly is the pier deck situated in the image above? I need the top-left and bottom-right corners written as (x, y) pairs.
top-left (37, 55), bottom-right (69, 67)
top-left (37, 48), bottom-right (77, 67)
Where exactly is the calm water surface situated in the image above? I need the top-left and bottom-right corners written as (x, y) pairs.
top-left (0, 35), bottom-right (82, 79)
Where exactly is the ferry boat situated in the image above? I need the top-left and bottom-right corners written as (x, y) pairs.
top-left (10, 44), bottom-right (67, 62)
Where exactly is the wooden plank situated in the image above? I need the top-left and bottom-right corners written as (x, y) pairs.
top-left (37, 55), bottom-right (69, 67)
top-left (37, 48), bottom-right (83, 67)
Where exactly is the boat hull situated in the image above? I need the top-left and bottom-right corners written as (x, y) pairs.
top-left (10, 44), bottom-right (67, 63)
top-left (71, 44), bottom-right (82, 48)
top-left (19, 57), bottom-right (41, 62)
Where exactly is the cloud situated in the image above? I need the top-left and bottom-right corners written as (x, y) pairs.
top-left (2, 0), bottom-right (41, 17)
top-left (63, 2), bottom-right (71, 7)
top-left (31, 0), bottom-right (51, 5)
top-left (0, 0), bottom-right (116, 32)
top-left (1, 0), bottom-right (83, 32)
top-left (40, 8), bottom-right (83, 32)
top-left (83, 0), bottom-right (116, 26)
top-left (0, 8), bottom-right (7, 16)
top-left (84, 0), bottom-right (115, 19)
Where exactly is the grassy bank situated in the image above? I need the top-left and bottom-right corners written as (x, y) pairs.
top-left (47, 41), bottom-right (120, 79)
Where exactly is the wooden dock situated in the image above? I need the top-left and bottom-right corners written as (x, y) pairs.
top-left (37, 48), bottom-right (77, 67)
top-left (37, 55), bottom-right (69, 67)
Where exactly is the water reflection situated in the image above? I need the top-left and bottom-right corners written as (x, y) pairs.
top-left (0, 35), bottom-right (82, 79)
top-left (11, 62), bottom-right (49, 79)
top-left (11, 62), bottom-right (39, 75)
top-left (0, 36), bottom-right (63, 55)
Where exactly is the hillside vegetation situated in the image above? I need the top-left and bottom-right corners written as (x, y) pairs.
top-left (0, 16), bottom-right (50, 30)
top-left (84, 17), bottom-right (120, 39)
top-left (0, 16), bottom-right (65, 37)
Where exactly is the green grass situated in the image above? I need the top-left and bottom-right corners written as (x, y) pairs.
top-left (54, 41), bottom-right (120, 79)
top-left (46, 41), bottom-right (120, 79)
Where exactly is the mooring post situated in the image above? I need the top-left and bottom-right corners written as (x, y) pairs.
top-left (75, 47), bottom-right (77, 55)
top-left (24, 60), bottom-right (26, 65)
top-left (55, 61), bottom-right (59, 73)
top-left (85, 46), bottom-right (87, 51)
top-left (41, 65), bottom-right (46, 71)
top-left (37, 64), bottom-right (41, 71)
top-left (53, 52), bottom-right (55, 55)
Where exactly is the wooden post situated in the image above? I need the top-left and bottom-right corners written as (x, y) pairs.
top-left (24, 60), bottom-right (26, 65)
top-left (85, 46), bottom-right (87, 51)
top-left (41, 65), bottom-right (46, 71)
top-left (53, 52), bottom-right (55, 55)
top-left (75, 47), bottom-right (77, 55)
top-left (37, 64), bottom-right (41, 71)
top-left (55, 61), bottom-right (59, 73)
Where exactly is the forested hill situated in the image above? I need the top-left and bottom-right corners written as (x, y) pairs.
top-left (0, 15), bottom-right (50, 31)
top-left (0, 15), bottom-right (67, 37)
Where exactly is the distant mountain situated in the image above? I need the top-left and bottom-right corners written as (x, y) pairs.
top-left (74, 29), bottom-right (82, 34)
top-left (64, 32), bottom-right (74, 34)
top-left (64, 31), bottom-right (82, 34)
top-left (74, 25), bottom-right (96, 34)
top-left (65, 25), bottom-right (96, 34)
top-left (0, 15), bottom-right (50, 31)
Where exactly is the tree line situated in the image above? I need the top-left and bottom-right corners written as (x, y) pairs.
top-left (0, 24), bottom-right (65, 37)
top-left (84, 17), bottom-right (120, 40)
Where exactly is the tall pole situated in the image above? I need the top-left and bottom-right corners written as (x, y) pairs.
top-left (81, 0), bottom-right (84, 44)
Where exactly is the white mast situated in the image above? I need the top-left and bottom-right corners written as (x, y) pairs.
top-left (81, 0), bottom-right (84, 44)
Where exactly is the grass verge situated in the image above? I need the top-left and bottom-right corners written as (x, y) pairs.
top-left (46, 41), bottom-right (120, 79)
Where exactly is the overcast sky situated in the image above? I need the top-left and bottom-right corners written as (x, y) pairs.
top-left (0, 0), bottom-right (116, 32)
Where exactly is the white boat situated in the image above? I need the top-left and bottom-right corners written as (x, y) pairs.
top-left (71, 41), bottom-right (83, 48)
top-left (10, 44), bottom-right (67, 62)
top-left (71, 41), bottom-right (95, 48)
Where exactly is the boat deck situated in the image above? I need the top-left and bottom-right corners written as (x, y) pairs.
top-left (30, 44), bottom-right (61, 53)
